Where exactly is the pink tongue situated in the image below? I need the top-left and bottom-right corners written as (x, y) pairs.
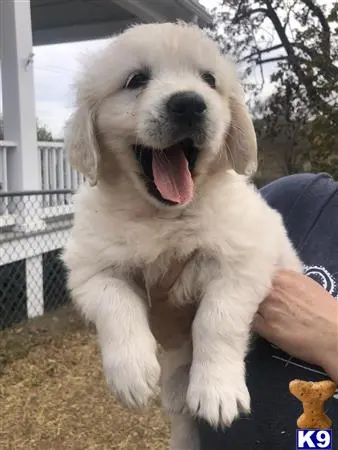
top-left (152, 145), bottom-right (194, 204)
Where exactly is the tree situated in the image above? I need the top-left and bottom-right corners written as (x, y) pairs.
top-left (209, 0), bottom-right (338, 179)
top-left (36, 121), bottom-right (54, 142)
top-left (0, 116), bottom-right (55, 142)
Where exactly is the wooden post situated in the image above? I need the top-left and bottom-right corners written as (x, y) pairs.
top-left (0, 0), bottom-right (40, 191)
top-left (0, 0), bottom-right (44, 318)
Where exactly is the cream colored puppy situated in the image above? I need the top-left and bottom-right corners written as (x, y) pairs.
top-left (63, 22), bottom-right (302, 450)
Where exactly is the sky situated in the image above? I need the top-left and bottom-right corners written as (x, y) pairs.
top-left (1, 0), bottom-right (268, 138)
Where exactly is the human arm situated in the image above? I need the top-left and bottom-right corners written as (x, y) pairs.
top-left (252, 269), bottom-right (338, 383)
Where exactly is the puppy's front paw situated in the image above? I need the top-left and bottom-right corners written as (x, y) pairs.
top-left (186, 362), bottom-right (250, 428)
top-left (102, 341), bottom-right (160, 409)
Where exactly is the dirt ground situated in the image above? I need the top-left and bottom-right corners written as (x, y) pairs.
top-left (0, 306), bottom-right (170, 450)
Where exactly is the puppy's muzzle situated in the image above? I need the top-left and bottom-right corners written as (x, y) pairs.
top-left (167, 91), bottom-right (206, 129)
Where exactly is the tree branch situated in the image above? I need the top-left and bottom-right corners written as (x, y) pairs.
top-left (238, 43), bottom-right (285, 62)
top-left (283, 0), bottom-right (298, 30)
top-left (262, 0), bottom-right (327, 111)
top-left (300, 0), bottom-right (331, 57)
top-left (232, 0), bottom-right (246, 24)
top-left (293, 43), bottom-right (338, 78)
top-left (232, 8), bottom-right (267, 24)
top-left (257, 56), bottom-right (288, 64)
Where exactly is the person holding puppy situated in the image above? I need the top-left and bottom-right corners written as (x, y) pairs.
top-left (150, 172), bottom-right (338, 449)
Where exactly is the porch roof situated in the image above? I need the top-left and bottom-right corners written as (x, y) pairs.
top-left (31, 0), bottom-right (212, 46)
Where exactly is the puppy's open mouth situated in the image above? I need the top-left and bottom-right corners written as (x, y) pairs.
top-left (133, 138), bottom-right (199, 205)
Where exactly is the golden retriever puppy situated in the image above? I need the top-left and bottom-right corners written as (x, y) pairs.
top-left (63, 22), bottom-right (302, 450)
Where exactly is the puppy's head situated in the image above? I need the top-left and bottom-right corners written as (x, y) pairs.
top-left (66, 22), bottom-right (257, 208)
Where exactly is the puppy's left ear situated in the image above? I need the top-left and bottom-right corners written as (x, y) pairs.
top-left (65, 104), bottom-right (100, 186)
top-left (225, 93), bottom-right (257, 176)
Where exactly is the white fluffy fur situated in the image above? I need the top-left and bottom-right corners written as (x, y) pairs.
top-left (63, 22), bottom-right (302, 450)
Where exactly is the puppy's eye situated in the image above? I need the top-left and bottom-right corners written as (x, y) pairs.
top-left (124, 71), bottom-right (150, 89)
top-left (201, 71), bottom-right (216, 89)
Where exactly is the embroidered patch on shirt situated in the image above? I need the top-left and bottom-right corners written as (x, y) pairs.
top-left (303, 265), bottom-right (338, 299)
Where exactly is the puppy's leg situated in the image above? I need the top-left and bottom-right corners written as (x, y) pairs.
top-left (72, 274), bottom-right (160, 408)
top-left (160, 342), bottom-right (199, 450)
top-left (160, 341), bottom-right (192, 414)
top-left (186, 275), bottom-right (268, 428)
top-left (170, 415), bottom-right (200, 450)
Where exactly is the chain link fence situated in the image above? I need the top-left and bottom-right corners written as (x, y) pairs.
top-left (0, 190), bottom-right (74, 329)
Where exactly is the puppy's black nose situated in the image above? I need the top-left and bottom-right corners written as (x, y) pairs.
top-left (167, 91), bottom-right (206, 124)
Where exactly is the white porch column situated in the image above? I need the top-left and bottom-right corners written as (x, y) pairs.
top-left (26, 256), bottom-right (44, 318)
top-left (0, 0), bottom-right (40, 191)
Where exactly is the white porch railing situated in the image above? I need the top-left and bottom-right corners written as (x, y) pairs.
top-left (38, 142), bottom-right (85, 208)
top-left (0, 140), bottom-right (84, 193)
top-left (0, 140), bottom-right (17, 193)
top-left (38, 142), bottom-right (85, 192)
top-left (0, 140), bottom-right (84, 217)
top-left (0, 141), bottom-right (17, 219)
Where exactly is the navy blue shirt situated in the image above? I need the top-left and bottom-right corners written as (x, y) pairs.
top-left (199, 173), bottom-right (338, 450)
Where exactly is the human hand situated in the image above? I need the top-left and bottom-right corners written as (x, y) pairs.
top-left (252, 269), bottom-right (338, 382)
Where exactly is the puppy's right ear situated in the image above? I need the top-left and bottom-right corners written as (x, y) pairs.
top-left (65, 105), bottom-right (99, 186)
top-left (225, 94), bottom-right (257, 177)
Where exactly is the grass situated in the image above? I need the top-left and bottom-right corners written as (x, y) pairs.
top-left (0, 306), bottom-right (170, 449)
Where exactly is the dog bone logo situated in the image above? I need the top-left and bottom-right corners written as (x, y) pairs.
top-left (289, 379), bottom-right (336, 429)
